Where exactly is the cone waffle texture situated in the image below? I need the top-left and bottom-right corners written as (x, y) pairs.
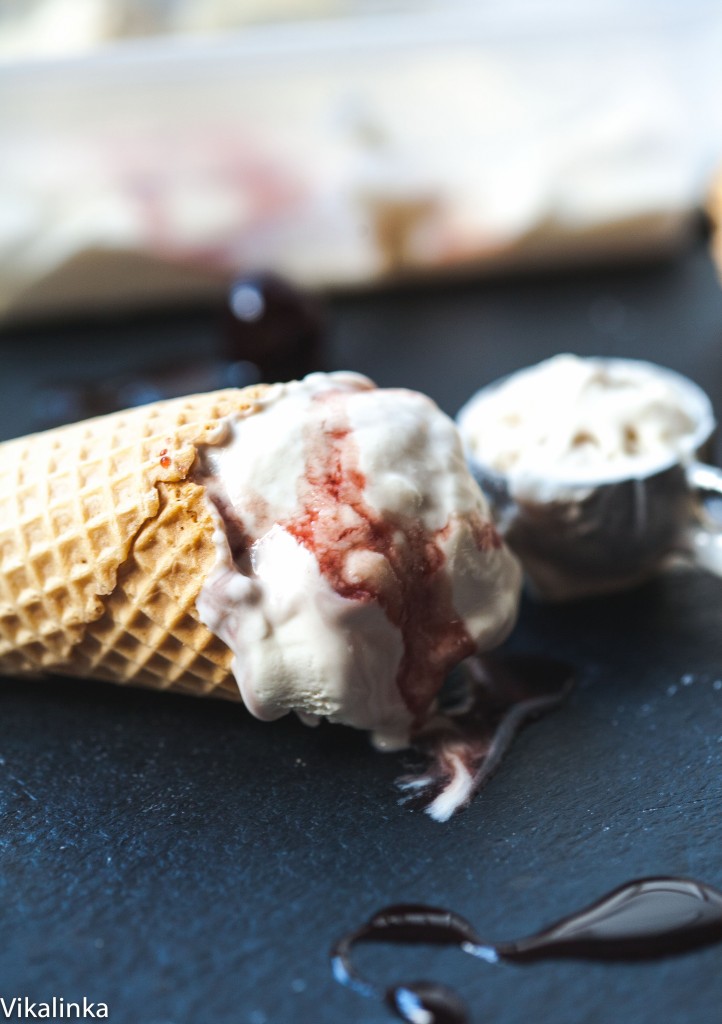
top-left (0, 385), bottom-right (271, 700)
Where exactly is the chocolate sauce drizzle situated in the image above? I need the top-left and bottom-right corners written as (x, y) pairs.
top-left (401, 654), bottom-right (575, 821)
top-left (331, 878), bottom-right (722, 1023)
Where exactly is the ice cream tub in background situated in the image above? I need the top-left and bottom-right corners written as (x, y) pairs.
top-left (2, 3), bottom-right (716, 323)
top-left (456, 355), bottom-right (722, 601)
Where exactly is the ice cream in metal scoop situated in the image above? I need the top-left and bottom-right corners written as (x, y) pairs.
top-left (457, 355), bottom-right (722, 600)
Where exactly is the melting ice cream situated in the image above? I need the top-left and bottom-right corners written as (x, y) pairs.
top-left (195, 372), bottom-right (521, 748)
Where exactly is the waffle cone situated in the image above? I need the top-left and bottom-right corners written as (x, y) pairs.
top-left (0, 386), bottom-right (272, 700)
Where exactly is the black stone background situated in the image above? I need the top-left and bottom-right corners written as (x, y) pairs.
top-left (2, 239), bottom-right (722, 1024)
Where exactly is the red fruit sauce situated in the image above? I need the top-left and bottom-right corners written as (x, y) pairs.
top-left (281, 393), bottom-right (499, 721)
top-left (199, 389), bottom-right (503, 724)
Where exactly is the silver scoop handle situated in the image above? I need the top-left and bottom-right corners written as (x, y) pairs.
top-left (687, 462), bottom-right (722, 497)
top-left (685, 461), bottom-right (722, 575)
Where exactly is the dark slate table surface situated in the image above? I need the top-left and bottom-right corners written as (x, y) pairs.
top-left (2, 239), bottom-right (722, 1024)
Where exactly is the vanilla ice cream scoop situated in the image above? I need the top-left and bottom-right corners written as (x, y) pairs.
top-left (459, 354), bottom-right (706, 497)
top-left (195, 372), bottom-right (521, 748)
top-left (458, 355), bottom-right (719, 600)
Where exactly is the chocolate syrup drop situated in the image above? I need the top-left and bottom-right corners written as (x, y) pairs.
top-left (331, 878), bottom-right (722, 1024)
top-left (222, 271), bottom-right (325, 382)
top-left (387, 982), bottom-right (468, 1024)
top-left (497, 877), bottom-right (722, 962)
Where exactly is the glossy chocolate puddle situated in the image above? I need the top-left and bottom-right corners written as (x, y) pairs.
top-left (331, 877), bottom-right (722, 1023)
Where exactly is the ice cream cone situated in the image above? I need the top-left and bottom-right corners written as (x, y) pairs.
top-left (1, 370), bottom-right (523, 755)
top-left (0, 386), bottom-right (271, 700)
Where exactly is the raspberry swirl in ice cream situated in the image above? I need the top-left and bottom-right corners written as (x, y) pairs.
top-left (195, 372), bottom-right (521, 749)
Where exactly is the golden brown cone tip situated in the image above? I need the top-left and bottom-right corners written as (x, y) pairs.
top-left (0, 385), bottom-right (272, 700)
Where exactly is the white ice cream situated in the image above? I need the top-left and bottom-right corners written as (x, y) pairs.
top-left (195, 371), bottom-right (521, 748)
top-left (458, 355), bottom-right (711, 500)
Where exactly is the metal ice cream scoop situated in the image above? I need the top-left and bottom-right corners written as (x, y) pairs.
top-left (457, 357), bottom-right (722, 601)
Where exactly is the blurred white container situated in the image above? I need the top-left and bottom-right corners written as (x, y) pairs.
top-left (1, 2), bottom-right (721, 321)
